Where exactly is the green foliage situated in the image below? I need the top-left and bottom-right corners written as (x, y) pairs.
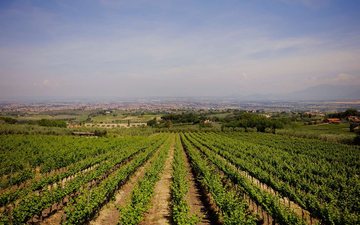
top-left (1, 128), bottom-right (358, 225)
top-left (6, 134), bottom-right (167, 224)
top-left (162, 113), bottom-right (200, 124)
top-left (64, 135), bottom-right (168, 225)
top-left (0, 135), bottom-right (152, 205)
top-left (0, 123), bottom-right (71, 135)
top-left (277, 123), bottom-right (356, 144)
top-left (146, 117), bottom-right (157, 127)
top-left (119, 135), bottom-right (173, 225)
top-left (328, 108), bottom-right (360, 119)
top-left (185, 133), bottom-right (305, 225)
top-left (0, 116), bottom-right (18, 124)
top-left (94, 129), bottom-right (107, 137)
top-left (222, 112), bottom-right (285, 133)
top-left (193, 132), bottom-right (360, 225)
top-left (354, 129), bottom-right (360, 144)
top-left (171, 135), bottom-right (199, 225)
top-left (181, 133), bottom-right (258, 225)
top-left (38, 119), bottom-right (67, 128)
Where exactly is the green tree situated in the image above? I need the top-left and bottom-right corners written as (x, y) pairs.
top-left (0, 117), bottom-right (17, 124)
top-left (147, 118), bottom-right (157, 127)
top-left (165, 120), bottom-right (173, 128)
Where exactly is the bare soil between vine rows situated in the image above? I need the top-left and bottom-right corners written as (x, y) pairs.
top-left (139, 143), bottom-right (174, 225)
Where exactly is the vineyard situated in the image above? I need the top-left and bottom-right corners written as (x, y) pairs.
top-left (0, 132), bottom-right (359, 225)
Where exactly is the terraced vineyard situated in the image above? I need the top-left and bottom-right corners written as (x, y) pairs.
top-left (0, 132), bottom-right (359, 225)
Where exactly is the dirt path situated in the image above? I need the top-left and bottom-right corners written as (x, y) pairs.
top-left (89, 148), bottom-right (162, 225)
top-left (182, 148), bottom-right (211, 225)
top-left (139, 142), bottom-right (175, 225)
top-left (40, 209), bottom-right (65, 225)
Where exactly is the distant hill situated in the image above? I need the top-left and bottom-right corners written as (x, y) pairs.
top-left (282, 84), bottom-right (360, 101)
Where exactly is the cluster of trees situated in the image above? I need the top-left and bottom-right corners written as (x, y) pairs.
top-left (221, 112), bottom-right (285, 133)
top-left (0, 117), bottom-right (18, 124)
top-left (147, 113), bottom-right (210, 128)
top-left (328, 108), bottom-right (360, 119)
top-left (147, 118), bottom-right (173, 128)
top-left (37, 119), bottom-right (67, 128)
top-left (147, 111), bottom-right (286, 132)
top-left (161, 113), bottom-right (203, 124)
top-left (0, 117), bottom-right (66, 128)
top-left (94, 129), bottom-right (107, 137)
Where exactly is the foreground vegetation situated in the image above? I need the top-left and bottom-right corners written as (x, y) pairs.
top-left (1, 108), bottom-right (359, 144)
top-left (0, 127), bottom-right (358, 225)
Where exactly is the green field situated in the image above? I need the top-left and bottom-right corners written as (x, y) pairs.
top-left (285, 123), bottom-right (352, 135)
top-left (0, 128), bottom-right (359, 225)
top-left (278, 123), bottom-right (356, 144)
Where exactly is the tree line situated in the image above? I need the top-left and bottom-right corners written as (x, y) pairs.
top-left (0, 117), bottom-right (67, 128)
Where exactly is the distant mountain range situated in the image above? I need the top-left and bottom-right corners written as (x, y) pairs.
top-left (236, 84), bottom-right (360, 101)
top-left (283, 84), bottom-right (360, 101)
top-left (1, 84), bottom-right (359, 104)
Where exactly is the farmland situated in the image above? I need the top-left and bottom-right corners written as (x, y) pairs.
top-left (0, 131), bottom-right (359, 225)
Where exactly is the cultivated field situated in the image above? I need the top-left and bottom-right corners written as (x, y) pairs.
top-left (0, 132), bottom-right (359, 225)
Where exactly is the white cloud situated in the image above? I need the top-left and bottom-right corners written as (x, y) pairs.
top-left (1, 24), bottom-right (359, 97)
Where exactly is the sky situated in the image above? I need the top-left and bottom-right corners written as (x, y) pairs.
top-left (0, 0), bottom-right (360, 99)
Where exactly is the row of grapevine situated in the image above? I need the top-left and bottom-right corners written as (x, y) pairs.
top-left (185, 132), bottom-right (306, 225)
top-left (63, 134), bottom-right (170, 224)
top-left (119, 134), bottom-right (173, 225)
top-left (1, 149), bottom-right (111, 207)
top-left (192, 131), bottom-right (360, 225)
top-left (5, 134), bottom-right (167, 224)
top-left (180, 133), bottom-right (258, 225)
top-left (224, 131), bottom-right (360, 166)
top-left (0, 135), bottom-right (145, 189)
top-left (171, 134), bottom-right (198, 225)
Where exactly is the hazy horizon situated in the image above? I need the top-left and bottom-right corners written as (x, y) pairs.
top-left (1, 0), bottom-right (360, 99)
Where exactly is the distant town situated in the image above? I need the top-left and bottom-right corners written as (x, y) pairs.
top-left (1, 97), bottom-right (360, 113)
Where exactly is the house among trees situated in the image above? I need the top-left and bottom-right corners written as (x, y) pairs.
top-left (348, 116), bottom-right (360, 123)
top-left (203, 119), bottom-right (212, 124)
top-left (324, 118), bottom-right (341, 124)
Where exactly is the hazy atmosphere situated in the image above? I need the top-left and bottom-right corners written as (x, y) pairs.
top-left (1, 0), bottom-right (360, 99)
top-left (1, 2), bottom-right (360, 224)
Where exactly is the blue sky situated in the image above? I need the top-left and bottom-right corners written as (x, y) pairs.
top-left (0, 0), bottom-right (359, 98)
